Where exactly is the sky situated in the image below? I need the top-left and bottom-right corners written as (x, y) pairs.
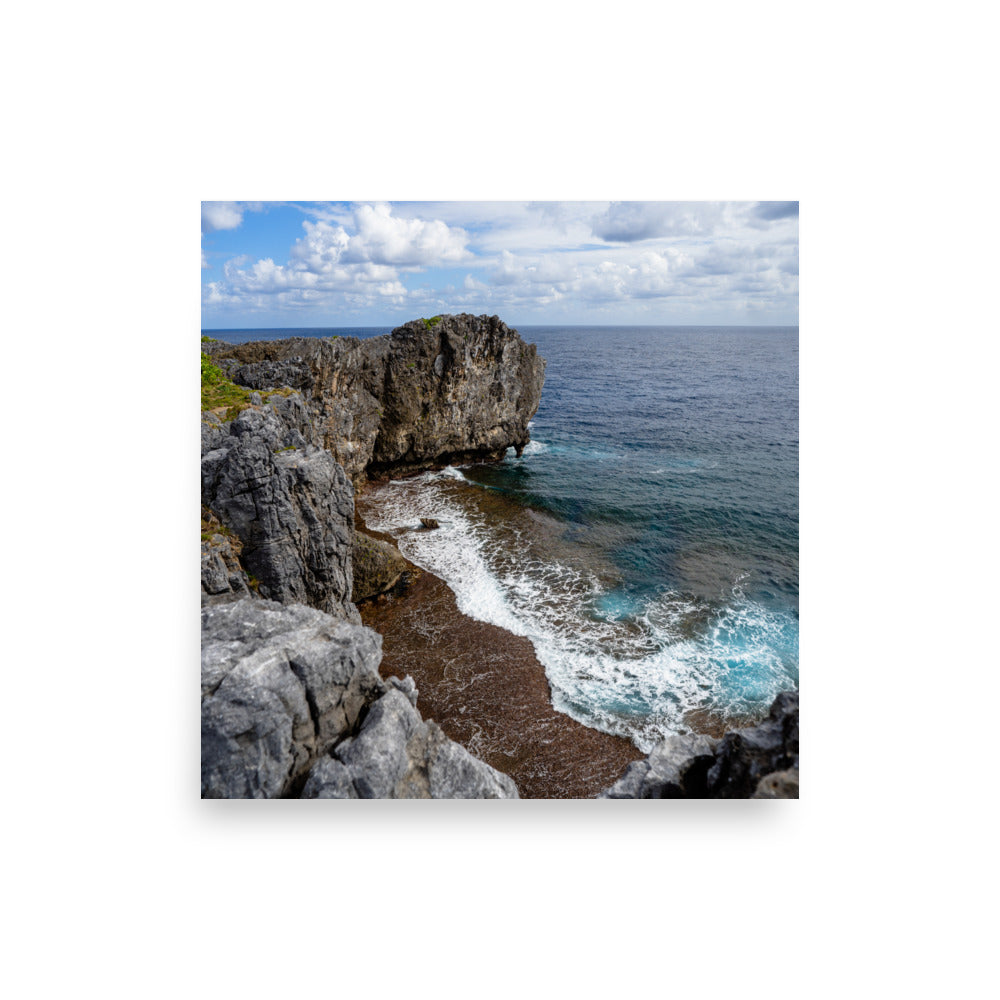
top-left (201, 201), bottom-right (798, 329)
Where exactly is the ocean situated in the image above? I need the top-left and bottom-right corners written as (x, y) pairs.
top-left (204, 325), bottom-right (799, 753)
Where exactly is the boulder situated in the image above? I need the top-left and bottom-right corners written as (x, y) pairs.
top-left (302, 688), bottom-right (519, 800)
top-left (201, 598), bottom-right (384, 799)
top-left (351, 530), bottom-right (408, 603)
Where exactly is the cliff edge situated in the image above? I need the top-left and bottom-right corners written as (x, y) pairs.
top-left (204, 314), bottom-right (546, 483)
top-left (200, 315), bottom-right (542, 799)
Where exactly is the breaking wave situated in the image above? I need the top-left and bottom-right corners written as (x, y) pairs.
top-left (361, 471), bottom-right (798, 752)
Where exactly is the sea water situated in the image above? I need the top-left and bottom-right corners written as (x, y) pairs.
top-left (205, 325), bottom-right (799, 752)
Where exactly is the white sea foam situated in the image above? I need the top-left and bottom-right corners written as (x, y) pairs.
top-left (364, 476), bottom-right (798, 751)
top-left (521, 439), bottom-right (549, 456)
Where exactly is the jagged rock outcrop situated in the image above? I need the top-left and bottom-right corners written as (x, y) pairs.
top-left (201, 508), bottom-right (252, 604)
top-left (302, 685), bottom-right (518, 799)
top-left (201, 598), bottom-right (518, 799)
top-left (200, 317), bottom-right (542, 798)
top-left (600, 691), bottom-right (799, 799)
top-left (203, 314), bottom-right (546, 483)
top-left (351, 530), bottom-right (408, 603)
top-left (201, 393), bottom-right (358, 622)
top-left (201, 598), bottom-right (384, 798)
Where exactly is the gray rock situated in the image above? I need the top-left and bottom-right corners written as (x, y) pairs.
top-left (351, 531), bottom-right (408, 602)
top-left (202, 600), bottom-right (519, 799)
top-left (207, 314), bottom-right (546, 484)
top-left (419, 517), bottom-right (440, 530)
top-left (601, 733), bottom-right (719, 799)
top-left (201, 533), bottom-right (251, 604)
top-left (302, 685), bottom-right (519, 799)
top-left (201, 598), bottom-right (385, 798)
top-left (300, 757), bottom-right (358, 799)
top-left (201, 395), bottom-right (358, 622)
top-left (388, 674), bottom-right (418, 707)
top-left (425, 735), bottom-right (518, 799)
top-left (701, 691), bottom-right (799, 798)
top-left (337, 688), bottom-right (423, 798)
top-left (600, 691), bottom-right (799, 799)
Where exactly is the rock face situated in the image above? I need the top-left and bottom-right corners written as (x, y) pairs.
top-left (351, 531), bottom-right (408, 603)
top-left (600, 692), bottom-right (799, 799)
top-left (302, 685), bottom-right (519, 800)
top-left (200, 316), bottom-right (542, 798)
top-left (201, 393), bottom-right (358, 622)
top-left (202, 598), bottom-right (518, 799)
top-left (201, 598), bottom-right (384, 798)
top-left (201, 508), bottom-right (252, 604)
top-left (203, 314), bottom-right (546, 483)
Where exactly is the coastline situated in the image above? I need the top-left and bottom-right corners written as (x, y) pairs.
top-left (202, 316), bottom-right (796, 798)
top-left (356, 511), bottom-right (644, 798)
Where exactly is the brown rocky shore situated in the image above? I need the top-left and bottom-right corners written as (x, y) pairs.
top-left (355, 516), bottom-right (644, 799)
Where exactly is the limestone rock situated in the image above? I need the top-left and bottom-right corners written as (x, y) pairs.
top-left (201, 508), bottom-right (252, 604)
top-left (201, 394), bottom-right (358, 622)
top-left (203, 599), bottom-right (519, 799)
top-left (206, 314), bottom-right (546, 483)
top-left (600, 691), bottom-right (799, 799)
top-left (601, 733), bottom-right (719, 799)
top-left (300, 758), bottom-right (358, 799)
top-left (304, 688), bottom-right (519, 800)
top-left (201, 598), bottom-right (385, 799)
top-left (351, 530), bottom-right (408, 603)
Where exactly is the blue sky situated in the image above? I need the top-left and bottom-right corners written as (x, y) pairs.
top-left (201, 201), bottom-right (798, 328)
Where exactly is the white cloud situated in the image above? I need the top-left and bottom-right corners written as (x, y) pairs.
top-left (201, 202), bottom-right (245, 233)
top-left (204, 203), bottom-right (471, 317)
top-left (592, 202), bottom-right (731, 242)
top-left (203, 201), bottom-right (797, 323)
top-left (289, 220), bottom-right (351, 272)
top-left (344, 203), bottom-right (470, 266)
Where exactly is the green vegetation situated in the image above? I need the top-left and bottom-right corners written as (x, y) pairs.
top-left (201, 351), bottom-right (298, 419)
top-left (201, 507), bottom-right (235, 544)
top-left (201, 351), bottom-right (251, 413)
top-left (201, 335), bottom-right (218, 343)
top-left (421, 316), bottom-right (442, 329)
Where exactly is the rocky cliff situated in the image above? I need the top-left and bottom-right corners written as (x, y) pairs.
top-left (204, 314), bottom-right (546, 483)
top-left (201, 391), bottom-right (359, 621)
top-left (200, 316), bottom-right (543, 799)
top-left (202, 599), bottom-right (517, 798)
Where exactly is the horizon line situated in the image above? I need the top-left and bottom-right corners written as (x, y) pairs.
top-left (202, 322), bottom-right (799, 331)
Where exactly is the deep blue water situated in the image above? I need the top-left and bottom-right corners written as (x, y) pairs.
top-left (205, 324), bottom-right (799, 748)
